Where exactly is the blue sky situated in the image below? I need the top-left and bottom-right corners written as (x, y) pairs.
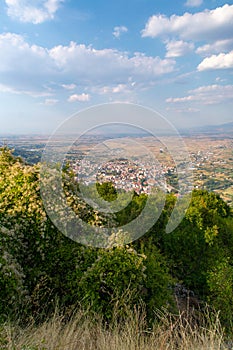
top-left (0, 0), bottom-right (233, 133)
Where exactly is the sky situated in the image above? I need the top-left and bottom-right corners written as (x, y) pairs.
top-left (0, 0), bottom-right (233, 134)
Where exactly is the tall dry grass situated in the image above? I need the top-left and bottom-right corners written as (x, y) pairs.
top-left (0, 305), bottom-right (230, 350)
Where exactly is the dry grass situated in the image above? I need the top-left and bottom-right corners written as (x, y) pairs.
top-left (0, 307), bottom-right (229, 350)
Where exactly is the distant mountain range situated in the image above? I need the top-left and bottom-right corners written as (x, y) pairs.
top-left (181, 122), bottom-right (233, 137)
top-left (0, 121), bottom-right (232, 140)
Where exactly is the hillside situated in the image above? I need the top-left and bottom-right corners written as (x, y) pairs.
top-left (0, 146), bottom-right (233, 348)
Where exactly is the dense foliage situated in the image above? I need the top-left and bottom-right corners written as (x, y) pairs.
top-left (0, 147), bottom-right (232, 334)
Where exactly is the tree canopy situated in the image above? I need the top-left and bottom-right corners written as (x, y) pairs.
top-left (0, 147), bottom-right (232, 333)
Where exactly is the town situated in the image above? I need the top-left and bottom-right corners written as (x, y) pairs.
top-left (71, 157), bottom-right (173, 195)
top-left (1, 132), bottom-right (233, 205)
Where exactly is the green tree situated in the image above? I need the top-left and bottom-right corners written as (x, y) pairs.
top-left (207, 257), bottom-right (233, 331)
top-left (77, 244), bottom-right (147, 320)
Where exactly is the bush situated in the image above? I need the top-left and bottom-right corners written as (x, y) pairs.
top-left (0, 227), bottom-right (27, 321)
top-left (77, 245), bottom-right (147, 320)
top-left (207, 257), bottom-right (233, 331)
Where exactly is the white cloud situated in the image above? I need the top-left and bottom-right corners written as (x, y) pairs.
top-left (166, 84), bottom-right (233, 105)
top-left (165, 40), bottom-right (194, 57)
top-left (68, 93), bottom-right (90, 102)
top-left (0, 32), bottom-right (55, 94)
top-left (61, 83), bottom-right (77, 90)
top-left (5, 0), bottom-right (63, 24)
top-left (112, 84), bottom-right (127, 93)
top-left (196, 39), bottom-right (233, 56)
top-left (0, 82), bottom-right (52, 97)
top-left (44, 98), bottom-right (58, 105)
top-left (113, 26), bottom-right (128, 38)
top-left (96, 83), bottom-right (132, 95)
top-left (166, 106), bottom-right (200, 113)
top-left (49, 42), bottom-right (176, 82)
top-left (216, 77), bottom-right (226, 83)
top-left (185, 0), bottom-right (203, 8)
top-left (198, 51), bottom-right (233, 71)
top-left (0, 32), bottom-right (176, 99)
top-left (142, 4), bottom-right (233, 41)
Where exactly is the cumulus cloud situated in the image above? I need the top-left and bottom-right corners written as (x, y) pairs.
top-left (198, 51), bottom-right (233, 71)
top-left (5, 0), bottom-right (63, 24)
top-left (196, 39), bottom-right (233, 56)
top-left (49, 42), bottom-right (176, 83)
top-left (165, 40), bottom-right (194, 57)
top-left (0, 32), bottom-right (176, 98)
top-left (113, 26), bottom-right (128, 38)
top-left (68, 93), bottom-right (90, 102)
top-left (166, 84), bottom-right (233, 105)
top-left (185, 0), bottom-right (203, 8)
top-left (197, 51), bottom-right (233, 71)
top-left (0, 32), bottom-right (56, 94)
top-left (142, 4), bottom-right (233, 41)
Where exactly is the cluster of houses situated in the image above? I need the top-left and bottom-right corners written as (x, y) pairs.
top-left (72, 157), bottom-right (177, 195)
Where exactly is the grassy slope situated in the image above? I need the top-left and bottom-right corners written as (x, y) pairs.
top-left (0, 308), bottom-right (230, 350)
